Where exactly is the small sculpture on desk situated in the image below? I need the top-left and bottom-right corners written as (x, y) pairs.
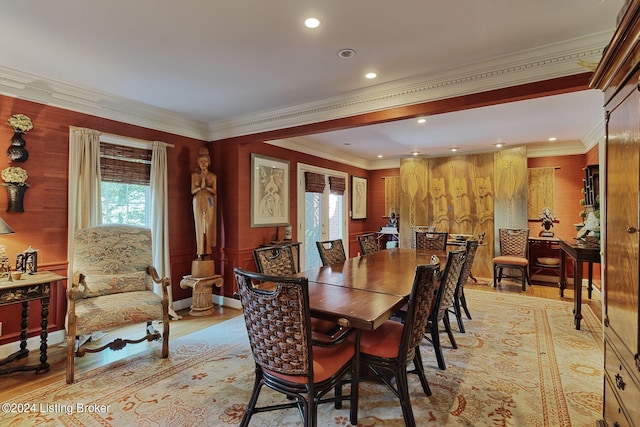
top-left (539, 207), bottom-right (556, 237)
top-left (0, 245), bottom-right (9, 278)
top-left (387, 211), bottom-right (398, 230)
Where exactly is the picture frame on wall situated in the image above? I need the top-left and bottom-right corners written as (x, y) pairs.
top-left (250, 153), bottom-right (290, 227)
top-left (351, 175), bottom-right (367, 219)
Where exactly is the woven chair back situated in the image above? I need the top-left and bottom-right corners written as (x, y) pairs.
top-left (498, 228), bottom-right (529, 257)
top-left (316, 239), bottom-right (347, 265)
top-left (357, 233), bottom-right (378, 255)
top-left (234, 269), bottom-right (312, 376)
top-left (253, 246), bottom-right (296, 276)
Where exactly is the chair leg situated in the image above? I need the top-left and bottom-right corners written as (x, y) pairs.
top-left (396, 368), bottom-right (416, 427)
top-left (521, 267), bottom-right (527, 291)
top-left (442, 315), bottom-right (457, 349)
top-left (413, 350), bottom-right (432, 396)
top-left (452, 296), bottom-right (465, 333)
top-left (459, 287), bottom-right (472, 320)
top-left (429, 321), bottom-right (446, 370)
top-left (65, 335), bottom-right (76, 384)
top-left (240, 367), bottom-right (264, 427)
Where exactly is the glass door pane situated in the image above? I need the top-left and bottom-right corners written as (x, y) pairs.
top-left (304, 192), bottom-right (322, 269)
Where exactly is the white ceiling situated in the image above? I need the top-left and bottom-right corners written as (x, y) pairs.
top-left (0, 1), bottom-right (624, 167)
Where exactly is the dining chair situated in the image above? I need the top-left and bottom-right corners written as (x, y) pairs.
top-left (493, 228), bottom-right (530, 291)
top-left (415, 230), bottom-right (448, 252)
top-left (233, 268), bottom-right (358, 427)
top-left (253, 245), bottom-right (297, 275)
top-left (356, 233), bottom-right (378, 255)
top-left (358, 264), bottom-right (439, 427)
top-left (424, 249), bottom-right (466, 370)
top-left (449, 239), bottom-right (479, 333)
top-left (316, 239), bottom-right (347, 265)
top-left (253, 245), bottom-right (338, 334)
top-left (410, 226), bottom-right (436, 248)
top-left (65, 225), bottom-right (170, 384)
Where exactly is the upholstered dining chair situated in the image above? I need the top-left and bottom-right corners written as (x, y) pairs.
top-left (253, 245), bottom-right (297, 275)
top-left (358, 263), bottom-right (439, 427)
top-left (316, 239), bottom-right (347, 266)
top-left (424, 249), bottom-right (466, 370)
top-left (65, 225), bottom-right (170, 384)
top-left (415, 231), bottom-right (448, 252)
top-left (410, 225), bottom-right (436, 248)
top-left (356, 233), bottom-right (378, 255)
top-left (449, 239), bottom-right (479, 333)
top-left (234, 268), bottom-right (358, 427)
top-left (493, 228), bottom-right (530, 291)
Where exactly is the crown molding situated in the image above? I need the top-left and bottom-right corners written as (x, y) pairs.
top-left (0, 30), bottom-right (612, 146)
top-left (0, 66), bottom-right (210, 140)
top-left (210, 31), bottom-right (613, 140)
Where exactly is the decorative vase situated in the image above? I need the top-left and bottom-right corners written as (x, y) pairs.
top-left (7, 132), bottom-right (29, 162)
top-left (4, 183), bottom-right (28, 212)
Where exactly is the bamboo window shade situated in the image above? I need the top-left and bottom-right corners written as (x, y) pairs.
top-left (329, 176), bottom-right (346, 195)
top-left (305, 172), bottom-right (325, 193)
top-left (100, 142), bottom-right (151, 185)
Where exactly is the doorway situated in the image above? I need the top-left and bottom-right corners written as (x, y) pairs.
top-left (297, 164), bottom-right (348, 270)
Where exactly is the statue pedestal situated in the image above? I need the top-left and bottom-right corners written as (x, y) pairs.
top-left (180, 274), bottom-right (223, 316)
top-left (191, 259), bottom-right (215, 277)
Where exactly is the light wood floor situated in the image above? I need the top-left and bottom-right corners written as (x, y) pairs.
top-left (0, 278), bottom-right (601, 401)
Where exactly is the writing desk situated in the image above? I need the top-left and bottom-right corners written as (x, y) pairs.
top-left (558, 240), bottom-right (600, 330)
top-left (0, 271), bottom-right (65, 375)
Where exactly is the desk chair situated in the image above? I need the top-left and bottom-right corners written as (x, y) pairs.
top-left (493, 228), bottom-right (530, 291)
top-left (357, 233), bottom-right (379, 255)
top-left (425, 249), bottom-right (466, 370)
top-left (65, 225), bottom-right (170, 384)
top-left (415, 231), bottom-right (448, 252)
top-left (449, 239), bottom-right (479, 333)
top-left (358, 264), bottom-right (439, 427)
top-left (234, 268), bottom-right (358, 427)
top-left (316, 239), bottom-right (347, 265)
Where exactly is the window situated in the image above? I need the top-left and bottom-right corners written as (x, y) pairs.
top-left (100, 142), bottom-right (151, 226)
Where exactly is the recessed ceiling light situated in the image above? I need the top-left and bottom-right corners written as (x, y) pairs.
top-left (417, 118), bottom-right (427, 124)
top-left (411, 151), bottom-right (420, 156)
top-left (304, 17), bottom-right (320, 28)
top-left (377, 154), bottom-right (383, 158)
top-left (365, 72), bottom-right (377, 79)
top-left (548, 137), bottom-right (557, 142)
top-left (495, 143), bottom-right (504, 148)
top-left (450, 147), bottom-right (458, 152)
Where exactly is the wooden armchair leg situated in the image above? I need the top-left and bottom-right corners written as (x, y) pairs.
top-left (66, 335), bottom-right (76, 384)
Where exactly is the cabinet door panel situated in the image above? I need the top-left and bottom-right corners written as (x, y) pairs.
top-left (606, 80), bottom-right (640, 360)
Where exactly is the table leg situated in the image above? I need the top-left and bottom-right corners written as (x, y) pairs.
top-left (559, 249), bottom-right (566, 297)
top-left (574, 260), bottom-right (583, 330)
top-left (37, 296), bottom-right (50, 373)
top-left (587, 262), bottom-right (593, 299)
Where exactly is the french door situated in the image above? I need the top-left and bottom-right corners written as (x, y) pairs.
top-left (297, 164), bottom-right (348, 270)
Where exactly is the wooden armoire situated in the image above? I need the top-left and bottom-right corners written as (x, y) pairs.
top-left (591, 1), bottom-right (640, 426)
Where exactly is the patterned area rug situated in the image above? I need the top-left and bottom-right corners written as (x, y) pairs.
top-left (1, 290), bottom-right (603, 426)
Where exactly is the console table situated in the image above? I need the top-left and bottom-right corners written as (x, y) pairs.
top-left (558, 240), bottom-right (600, 330)
top-left (528, 237), bottom-right (561, 281)
top-left (0, 271), bottom-right (65, 375)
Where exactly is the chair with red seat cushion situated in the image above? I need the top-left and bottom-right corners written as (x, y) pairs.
top-left (493, 228), bottom-right (530, 291)
top-left (316, 239), bottom-right (347, 265)
top-left (234, 268), bottom-right (358, 427)
top-left (415, 231), bottom-right (448, 252)
top-left (356, 233), bottom-right (379, 255)
top-left (424, 249), bottom-right (466, 370)
top-left (449, 239), bottom-right (479, 332)
top-left (358, 264), bottom-right (439, 427)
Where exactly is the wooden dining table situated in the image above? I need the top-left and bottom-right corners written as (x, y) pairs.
top-left (299, 248), bottom-right (448, 331)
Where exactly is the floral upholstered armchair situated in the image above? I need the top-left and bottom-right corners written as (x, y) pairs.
top-left (65, 225), bottom-right (170, 384)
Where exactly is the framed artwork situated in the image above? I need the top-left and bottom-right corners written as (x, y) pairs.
top-left (251, 153), bottom-right (290, 227)
top-left (351, 176), bottom-right (367, 219)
